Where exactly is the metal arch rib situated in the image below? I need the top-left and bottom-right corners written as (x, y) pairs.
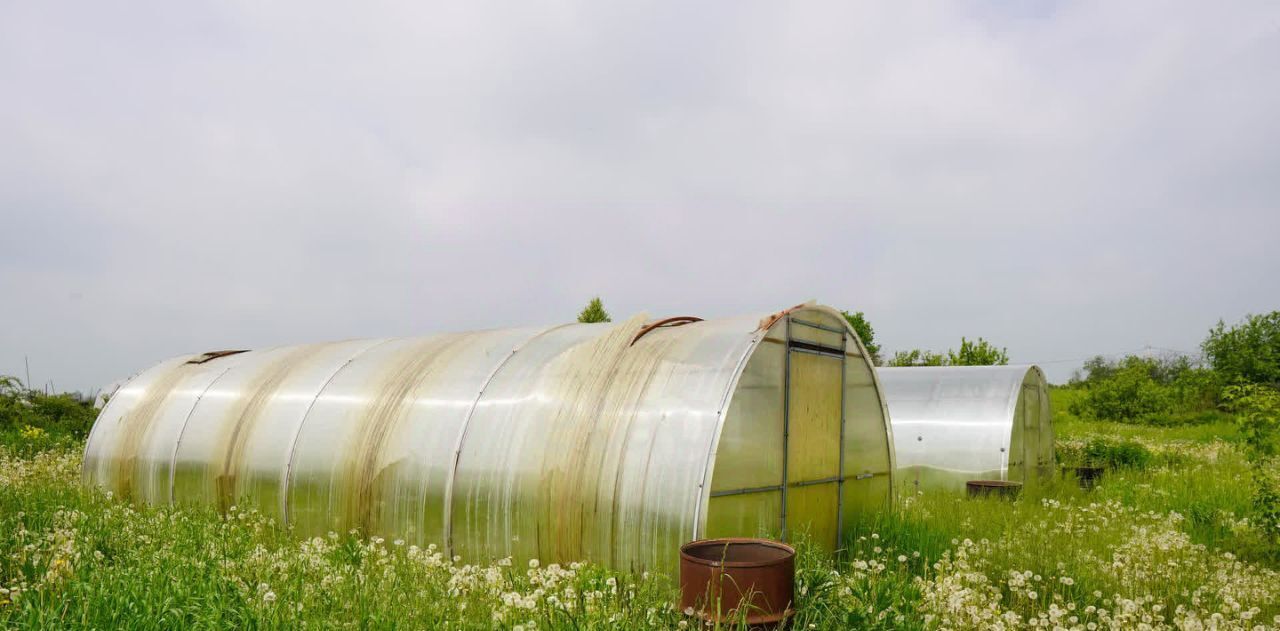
top-left (689, 328), bottom-right (768, 542)
top-left (81, 370), bottom-right (141, 486)
top-left (167, 364), bottom-right (237, 505)
top-left (83, 357), bottom-right (193, 488)
top-left (280, 339), bottom-right (396, 525)
top-left (442, 323), bottom-right (573, 560)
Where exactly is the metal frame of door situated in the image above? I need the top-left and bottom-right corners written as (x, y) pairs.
top-left (780, 316), bottom-right (847, 549)
top-left (705, 315), bottom-right (848, 550)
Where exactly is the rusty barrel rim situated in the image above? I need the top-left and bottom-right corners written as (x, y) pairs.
top-left (680, 537), bottom-right (796, 569)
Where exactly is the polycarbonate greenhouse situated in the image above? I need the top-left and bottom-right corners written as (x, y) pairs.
top-left (877, 365), bottom-right (1053, 491)
top-left (82, 303), bottom-right (894, 571)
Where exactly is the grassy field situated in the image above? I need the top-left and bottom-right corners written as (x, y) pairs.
top-left (2, 390), bottom-right (1279, 630)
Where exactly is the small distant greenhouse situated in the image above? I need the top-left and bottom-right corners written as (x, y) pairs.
top-left (878, 365), bottom-right (1054, 491)
top-left (83, 303), bottom-right (894, 571)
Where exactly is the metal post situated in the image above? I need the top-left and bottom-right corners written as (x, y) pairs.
top-left (836, 330), bottom-right (846, 552)
top-left (780, 317), bottom-right (792, 541)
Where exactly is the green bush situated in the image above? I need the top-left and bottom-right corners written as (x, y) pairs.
top-left (1082, 437), bottom-right (1154, 469)
top-left (1067, 356), bottom-right (1223, 425)
top-left (886, 336), bottom-right (1008, 367)
top-left (947, 337), bottom-right (1008, 366)
top-left (1223, 383), bottom-right (1280, 543)
top-left (1204, 311), bottom-right (1280, 386)
top-left (886, 349), bottom-right (945, 367)
top-left (0, 376), bottom-right (98, 452)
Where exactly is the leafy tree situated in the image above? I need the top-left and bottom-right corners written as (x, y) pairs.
top-left (886, 337), bottom-right (1007, 367)
top-left (887, 349), bottom-right (945, 367)
top-left (1225, 383), bottom-right (1280, 458)
top-left (576, 297), bottom-right (612, 323)
top-left (1203, 312), bottom-right (1280, 386)
top-left (947, 337), bottom-right (1009, 366)
top-left (841, 311), bottom-right (881, 364)
top-left (1222, 383), bottom-right (1280, 542)
top-left (1067, 355), bottom-right (1222, 424)
top-left (1070, 358), bottom-right (1174, 421)
top-left (1074, 355), bottom-right (1117, 385)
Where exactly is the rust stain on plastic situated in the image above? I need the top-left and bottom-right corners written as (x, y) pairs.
top-left (108, 363), bottom-right (192, 500)
top-left (214, 345), bottom-right (326, 512)
top-left (756, 301), bottom-right (814, 332)
top-left (343, 334), bottom-right (474, 536)
top-left (533, 314), bottom-right (689, 565)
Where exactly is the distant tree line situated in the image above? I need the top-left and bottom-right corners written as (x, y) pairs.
top-left (574, 299), bottom-right (1008, 368)
top-left (1065, 311), bottom-right (1280, 426)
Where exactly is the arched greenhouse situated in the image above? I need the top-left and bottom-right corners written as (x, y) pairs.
top-left (82, 303), bottom-right (894, 571)
top-left (877, 365), bottom-right (1054, 492)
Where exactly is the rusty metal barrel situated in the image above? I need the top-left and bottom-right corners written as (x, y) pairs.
top-left (679, 538), bottom-right (795, 626)
top-left (965, 479), bottom-right (1023, 499)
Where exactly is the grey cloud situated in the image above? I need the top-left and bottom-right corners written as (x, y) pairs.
top-left (2, 1), bottom-right (1278, 392)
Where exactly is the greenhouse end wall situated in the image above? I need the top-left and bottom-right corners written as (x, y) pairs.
top-left (82, 304), bottom-right (893, 571)
top-left (878, 365), bottom-right (1052, 491)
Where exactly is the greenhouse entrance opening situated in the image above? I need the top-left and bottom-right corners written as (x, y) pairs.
top-left (782, 317), bottom-right (846, 552)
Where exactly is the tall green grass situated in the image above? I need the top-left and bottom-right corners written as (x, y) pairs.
top-left (3, 414), bottom-right (1278, 629)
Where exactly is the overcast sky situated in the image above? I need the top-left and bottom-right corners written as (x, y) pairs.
top-left (2, 1), bottom-right (1278, 392)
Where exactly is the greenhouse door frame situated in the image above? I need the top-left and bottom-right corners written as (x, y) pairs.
top-left (706, 316), bottom-right (848, 551)
top-left (779, 316), bottom-right (847, 551)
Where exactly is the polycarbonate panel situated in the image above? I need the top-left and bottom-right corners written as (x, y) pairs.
top-left (788, 317), bottom-right (845, 350)
top-left (704, 492), bottom-right (781, 540)
top-left (614, 314), bottom-right (762, 570)
top-left (133, 355), bottom-right (252, 505)
top-left (286, 328), bottom-right (544, 545)
top-left (1036, 385), bottom-right (1055, 471)
top-left (1022, 386), bottom-right (1038, 468)
top-left (82, 303), bottom-right (895, 573)
top-left (449, 322), bottom-right (623, 564)
top-left (451, 314), bottom-right (766, 571)
top-left (841, 322), bottom-right (894, 516)
top-left (786, 351), bottom-right (842, 483)
top-left (842, 474), bottom-right (891, 528)
top-left (171, 345), bottom-right (300, 507)
top-left (82, 355), bottom-right (196, 496)
top-left (171, 340), bottom-right (390, 517)
top-left (1007, 406), bottom-right (1026, 483)
top-left (709, 339), bottom-right (783, 493)
top-left (785, 483), bottom-right (839, 549)
top-left (845, 384), bottom-right (892, 476)
top-left (879, 365), bottom-right (1053, 491)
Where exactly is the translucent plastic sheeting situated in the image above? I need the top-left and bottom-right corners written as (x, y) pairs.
top-left (877, 365), bottom-right (1054, 491)
top-left (82, 304), bottom-right (894, 572)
